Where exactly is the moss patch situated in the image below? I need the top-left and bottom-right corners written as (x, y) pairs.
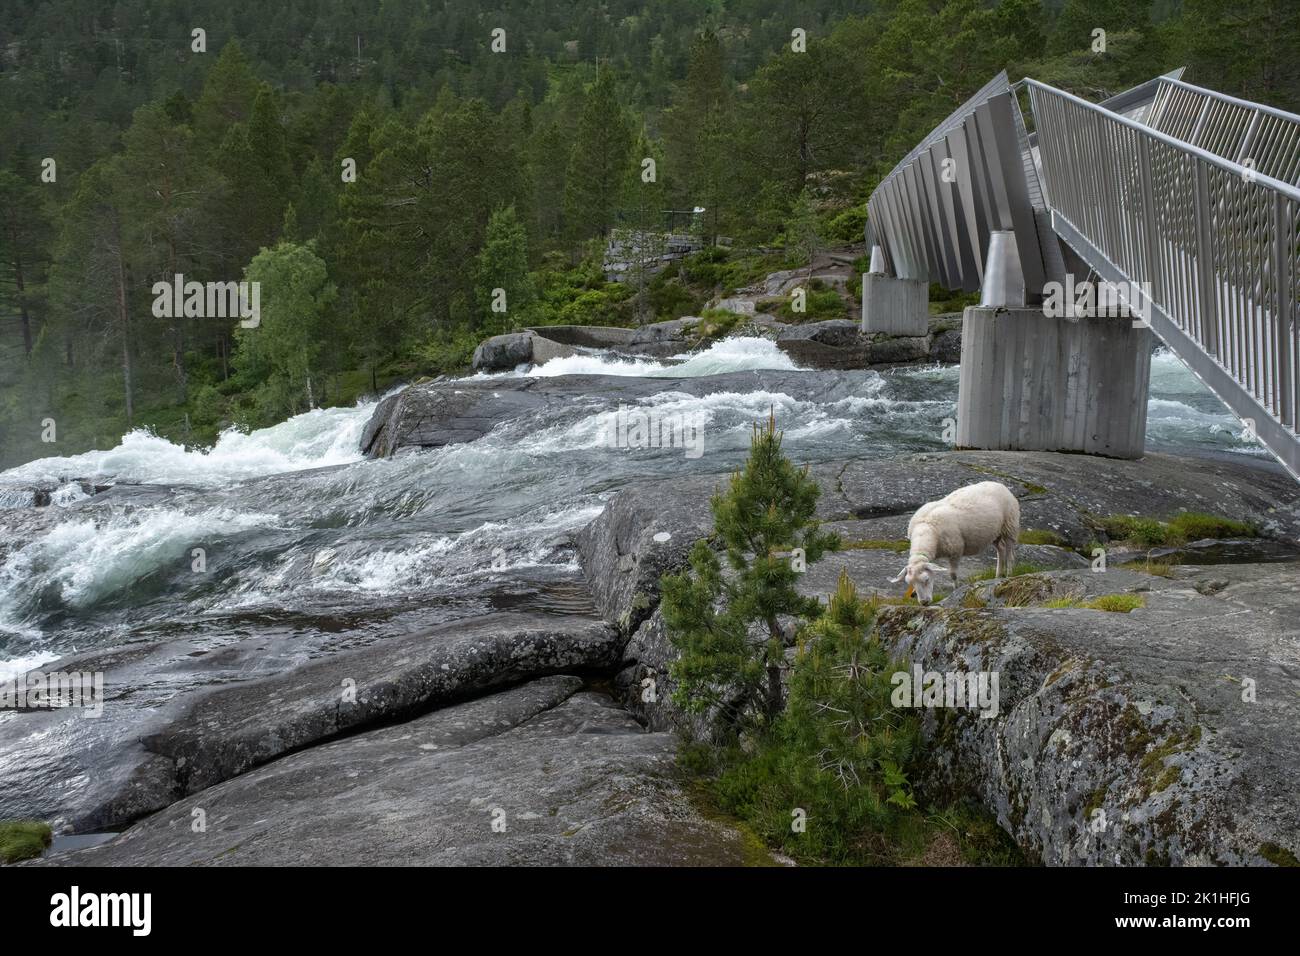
top-left (842, 538), bottom-right (910, 552)
top-left (1019, 529), bottom-right (1065, 547)
top-left (1259, 842), bottom-right (1300, 867)
top-left (0, 820), bottom-right (52, 864)
top-left (992, 573), bottom-right (1053, 607)
top-left (1041, 593), bottom-right (1145, 613)
top-left (969, 562), bottom-right (1050, 583)
top-left (1138, 724), bottom-right (1202, 795)
top-left (1098, 512), bottom-right (1257, 549)
top-left (943, 608), bottom-right (1009, 646)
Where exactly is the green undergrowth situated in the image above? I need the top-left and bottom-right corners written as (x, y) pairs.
top-left (1041, 593), bottom-right (1146, 613)
top-left (969, 562), bottom-right (1050, 582)
top-left (0, 821), bottom-right (52, 864)
top-left (842, 538), bottom-right (911, 552)
top-left (1097, 512), bottom-right (1257, 549)
top-left (1018, 529), bottom-right (1065, 547)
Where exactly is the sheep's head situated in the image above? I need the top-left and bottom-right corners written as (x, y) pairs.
top-left (891, 560), bottom-right (946, 604)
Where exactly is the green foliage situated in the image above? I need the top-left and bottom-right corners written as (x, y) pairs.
top-left (1098, 512), bottom-right (1256, 548)
top-left (1018, 529), bottom-right (1065, 547)
top-left (772, 281), bottom-right (847, 322)
top-left (704, 575), bottom-right (928, 864)
top-left (929, 283), bottom-right (980, 314)
top-left (824, 204), bottom-right (868, 244)
top-left (0, 820), bottom-right (52, 864)
top-left (785, 574), bottom-right (919, 811)
top-left (784, 188), bottom-right (822, 272)
top-left (534, 258), bottom-right (634, 327)
top-left (662, 413), bottom-right (840, 734)
top-left (1090, 592), bottom-right (1145, 613)
top-left (3, 0), bottom-right (1293, 467)
top-left (969, 562), bottom-right (1051, 582)
top-left (233, 241), bottom-right (337, 423)
top-left (475, 205), bottom-right (537, 333)
top-left (1042, 593), bottom-right (1146, 612)
top-left (693, 308), bottom-right (744, 340)
top-left (564, 70), bottom-right (633, 242)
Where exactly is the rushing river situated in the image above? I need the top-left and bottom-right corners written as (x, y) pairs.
top-left (0, 339), bottom-right (1266, 676)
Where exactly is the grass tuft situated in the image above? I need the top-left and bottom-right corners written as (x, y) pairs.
top-left (1099, 512), bottom-right (1257, 549)
top-left (842, 538), bottom-right (911, 552)
top-left (969, 562), bottom-right (1049, 582)
top-left (1019, 529), bottom-right (1065, 547)
top-left (0, 820), bottom-right (52, 864)
top-left (1041, 593), bottom-right (1145, 613)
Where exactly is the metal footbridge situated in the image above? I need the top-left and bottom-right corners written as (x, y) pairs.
top-left (865, 71), bottom-right (1300, 480)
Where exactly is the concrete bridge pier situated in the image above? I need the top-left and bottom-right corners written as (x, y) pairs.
top-left (861, 246), bottom-right (930, 336)
top-left (956, 306), bottom-right (1154, 458)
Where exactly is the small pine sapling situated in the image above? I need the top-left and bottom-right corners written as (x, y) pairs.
top-left (661, 412), bottom-right (839, 735)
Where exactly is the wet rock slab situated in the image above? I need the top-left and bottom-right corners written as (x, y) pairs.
top-left (0, 612), bottom-right (620, 832)
top-left (38, 677), bottom-right (770, 867)
top-left (363, 368), bottom-right (884, 458)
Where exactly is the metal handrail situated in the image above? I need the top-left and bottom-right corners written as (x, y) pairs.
top-left (1157, 76), bottom-right (1300, 128)
top-left (1026, 77), bottom-right (1299, 478)
top-left (1023, 78), bottom-right (1300, 201)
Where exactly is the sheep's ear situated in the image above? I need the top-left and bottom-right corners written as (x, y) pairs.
top-left (925, 562), bottom-right (946, 573)
top-left (889, 565), bottom-right (909, 583)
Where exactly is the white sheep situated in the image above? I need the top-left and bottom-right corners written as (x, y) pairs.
top-left (890, 481), bottom-right (1020, 604)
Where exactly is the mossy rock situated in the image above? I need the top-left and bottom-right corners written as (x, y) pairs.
top-left (992, 574), bottom-right (1053, 607)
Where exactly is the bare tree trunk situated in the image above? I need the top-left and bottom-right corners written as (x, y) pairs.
top-left (113, 225), bottom-right (134, 425)
top-left (10, 238), bottom-right (33, 356)
top-left (164, 174), bottom-right (187, 403)
top-left (765, 615), bottom-right (785, 718)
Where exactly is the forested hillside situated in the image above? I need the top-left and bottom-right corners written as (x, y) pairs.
top-left (1, 0), bottom-right (1296, 467)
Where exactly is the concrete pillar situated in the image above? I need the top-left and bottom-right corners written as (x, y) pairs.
top-left (979, 230), bottom-right (1026, 308)
top-left (956, 306), bottom-right (1153, 458)
top-left (861, 273), bottom-right (930, 336)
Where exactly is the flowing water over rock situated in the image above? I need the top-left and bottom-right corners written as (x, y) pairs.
top-left (0, 343), bottom-right (1264, 671)
top-left (0, 338), bottom-right (1285, 855)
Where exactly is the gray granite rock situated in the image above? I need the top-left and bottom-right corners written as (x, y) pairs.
top-left (1, 612), bottom-right (620, 832)
top-left (876, 564), bottom-right (1300, 865)
top-left (471, 331), bottom-right (535, 371)
top-left (36, 679), bottom-right (773, 867)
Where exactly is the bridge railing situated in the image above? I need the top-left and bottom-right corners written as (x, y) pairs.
top-left (1146, 77), bottom-right (1300, 187)
top-left (1027, 78), bottom-right (1300, 479)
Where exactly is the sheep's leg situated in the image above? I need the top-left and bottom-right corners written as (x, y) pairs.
top-left (948, 557), bottom-right (959, 583)
top-left (999, 538), bottom-right (1015, 578)
top-left (995, 545), bottom-right (1002, 579)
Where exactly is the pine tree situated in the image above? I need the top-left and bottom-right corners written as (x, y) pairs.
top-left (784, 572), bottom-right (919, 816)
top-left (193, 41), bottom-right (259, 148)
top-left (117, 104), bottom-right (209, 403)
top-left (619, 130), bottom-right (667, 324)
top-left (474, 205), bottom-right (535, 334)
top-left (786, 187), bottom-right (821, 279)
top-left (662, 31), bottom-right (733, 241)
top-left (564, 70), bottom-right (633, 243)
top-left (662, 413), bottom-right (840, 736)
top-left (0, 169), bottom-right (52, 357)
